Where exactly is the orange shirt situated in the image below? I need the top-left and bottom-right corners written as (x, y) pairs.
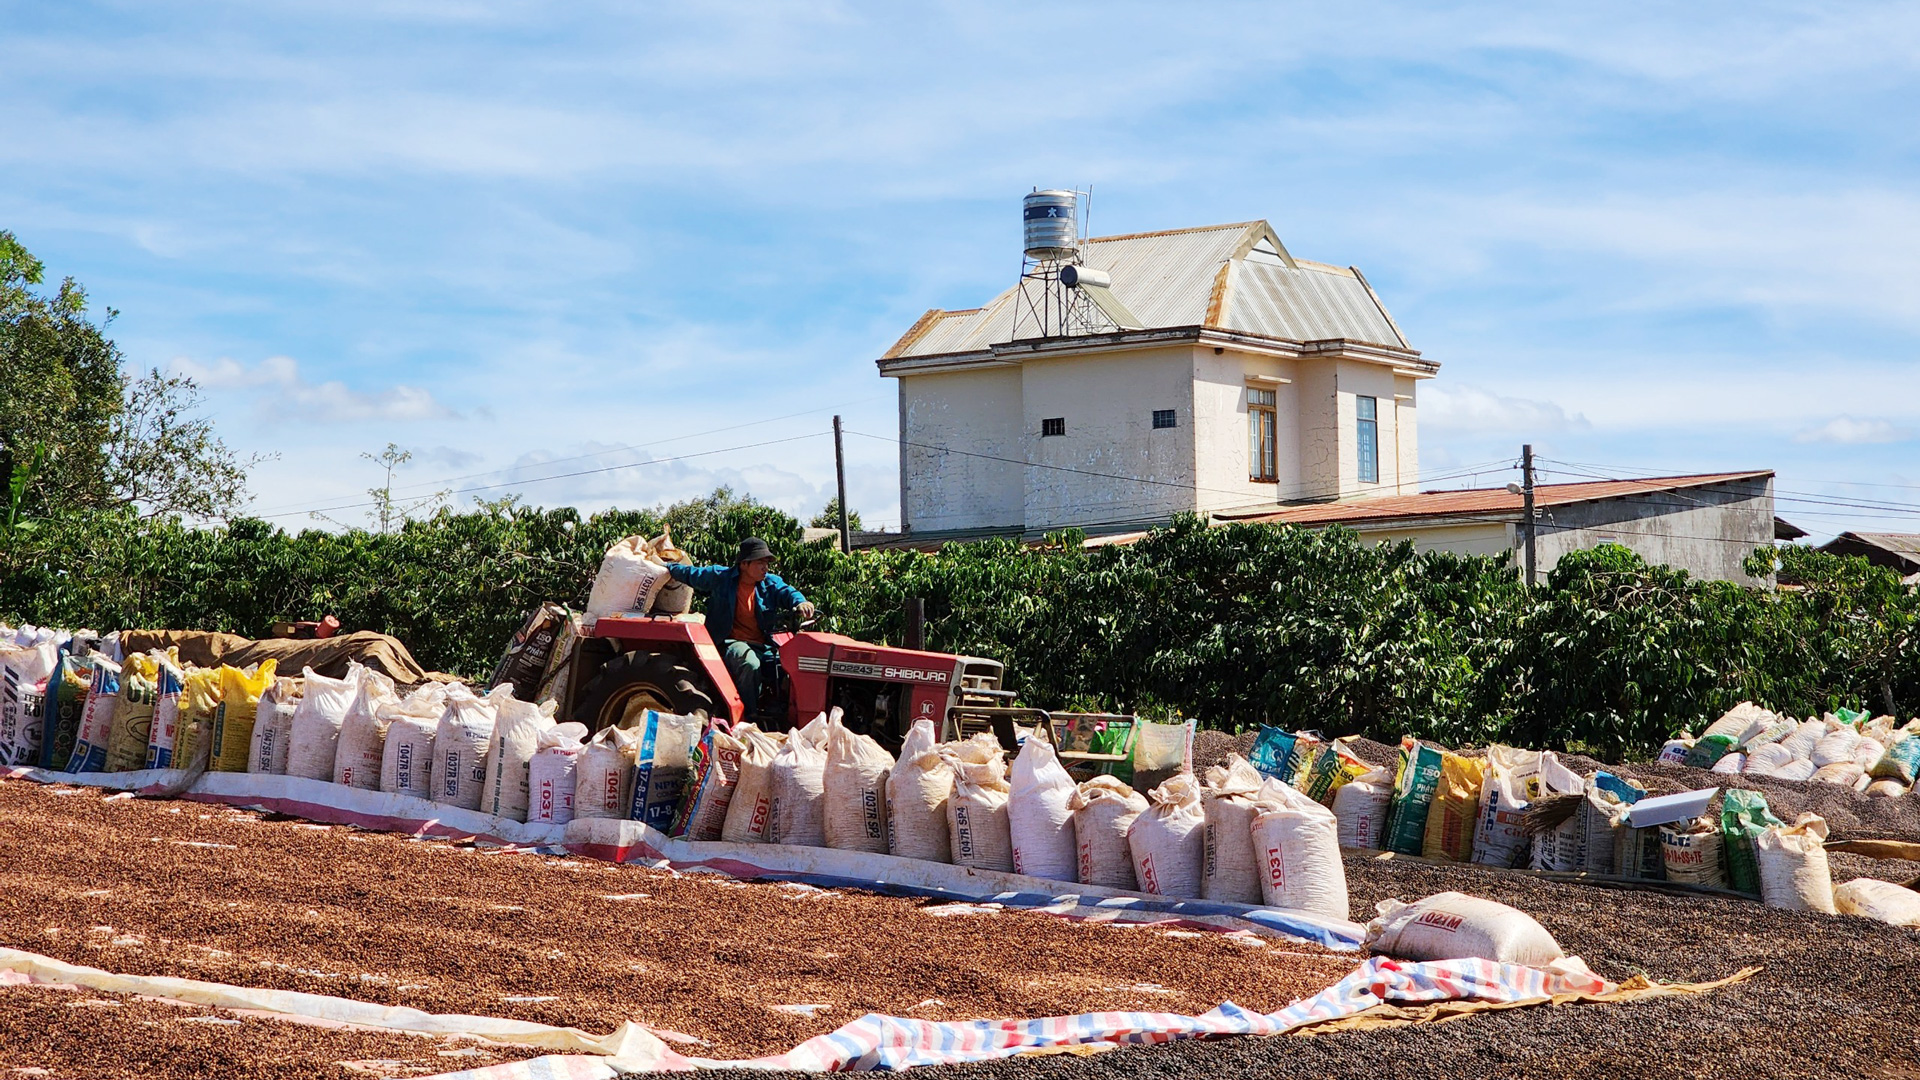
top-left (732, 580), bottom-right (765, 644)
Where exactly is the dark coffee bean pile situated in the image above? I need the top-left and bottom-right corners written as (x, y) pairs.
top-left (0, 778), bottom-right (1354, 1069)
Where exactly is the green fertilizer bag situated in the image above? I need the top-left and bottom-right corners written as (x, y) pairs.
top-left (1721, 789), bottom-right (1782, 896)
top-left (1682, 734), bottom-right (1737, 770)
top-left (1382, 738), bottom-right (1445, 856)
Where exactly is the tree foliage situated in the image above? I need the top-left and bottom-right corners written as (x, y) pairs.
top-left (0, 232), bottom-right (252, 523)
top-left (6, 496), bottom-right (1919, 762)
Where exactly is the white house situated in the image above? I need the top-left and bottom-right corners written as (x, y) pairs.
top-left (876, 219), bottom-right (1437, 538)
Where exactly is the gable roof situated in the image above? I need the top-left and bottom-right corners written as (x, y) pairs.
top-left (1212, 471), bottom-right (1775, 528)
top-left (884, 220), bottom-right (1412, 360)
top-left (1818, 531), bottom-right (1920, 573)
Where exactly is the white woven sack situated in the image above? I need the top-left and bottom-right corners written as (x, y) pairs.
top-left (381, 713), bottom-right (438, 800)
top-left (1810, 761), bottom-right (1864, 786)
top-left (942, 733), bottom-right (1013, 871)
top-left (1743, 742), bottom-right (1794, 777)
top-left (332, 669), bottom-right (399, 790)
top-left (1852, 738), bottom-right (1886, 770)
top-left (1071, 776), bottom-right (1146, 889)
top-left (1710, 752), bottom-right (1746, 775)
top-left (247, 677), bottom-right (300, 775)
top-left (429, 686), bottom-right (497, 810)
top-left (1659, 819), bottom-right (1727, 887)
top-left (1247, 777), bottom-right (1349, 920)
top-left (885, 718), bottom-right (951, 861)
top-left (1833, 878), bottom-right (1920, 927)
top-left (0, 641), bottom-right (56, 765)
top-left (721, 726), bottom-right (785, 841)
top-left (1776, 718), bottom-right (1825, 760)
top-left (1773, 757), bottom-right (1817, 782)
top-left (528, 723), bottom-right (589, 825)
top-left (1009, 732), bottom-right (1079, 881)
top-left (1127, 773), bottom-right (1206, 898)
top-left (1471, 746), bottom-right (1541, 868)
top-left (285, 665), bottom-right (361, 782)
top-left (1199, 756), bottom-right (1264, 904)
top-left (584, 535), bottom-right (673, 624)
top-left (822, 709), bottom-right (893, 853)
top-left (1756, 814), bottom-right (1836, 914)
top-left (1811, 725), bottom-right (1861, 768)
top-left (1703, 702), bottom-right (1773, 744)
top-left (1366, 892), bottom-right (1564, 965)
top-left (768, 714), bottom-right (830, 847)
top-left (575, 724), bottom-right (641, 820)
top-left (482, 686), bottom-right (557, 823)
top-left (1332, 768), bottom-right (1392, 849)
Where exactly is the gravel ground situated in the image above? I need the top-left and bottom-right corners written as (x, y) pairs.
top-left (0, 778), bottom-right (1354, 1067)
top-left (662, 850), bottom-right (1920, 1080)
top-left (0, 985), bottom-right (543, 1079)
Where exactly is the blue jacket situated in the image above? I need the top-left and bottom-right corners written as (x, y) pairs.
top-left (666, 563), bottom-right (807, 644)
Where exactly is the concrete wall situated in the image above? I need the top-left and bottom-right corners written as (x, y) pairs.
top-left (1192, 347), bottom-right (1301, 516)
top-left (1022, 345), bottom-right (1197, 532)
top-left (1355, 520), bottom-right (1514, 559)
top-left (1531, 476), bottom-right (1777, 585)
top-left (898, 367), bottom-right (1024, 533)
top-left (1334, 360), bottom-right (1405, 498)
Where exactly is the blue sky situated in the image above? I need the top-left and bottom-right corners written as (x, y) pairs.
top-left (4, 1), bottom-right (1918, 538)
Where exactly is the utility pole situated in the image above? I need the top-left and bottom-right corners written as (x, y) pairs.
top-left (833, 415), bottom-right (851, 554)
top-left (1521, 443), bottom-right (1537, 587)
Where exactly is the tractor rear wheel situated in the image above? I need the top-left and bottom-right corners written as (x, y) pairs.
top-left (572, 650), bottom-right (718, 731)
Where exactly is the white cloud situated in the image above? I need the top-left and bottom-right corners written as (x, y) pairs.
top-left (1420, 385), bottom-right (1589, 435)
top-left (1795, 416), bottom-right (1915, 445)
top-left (170, 355), bottom-right (455, 423)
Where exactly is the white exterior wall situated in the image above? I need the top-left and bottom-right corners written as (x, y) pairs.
top-left (1393, 375), bottom-right (1418, 495)
top-left (1334, 360), bottom-right (1403, 498)
top-left (1022, 346), bottom-right (1197, 532)
top-left (1192, 347), bottom-right (1301, 516)
top-left (898, 367), bottom-right (1024, 534)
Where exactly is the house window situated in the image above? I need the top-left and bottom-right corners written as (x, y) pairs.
top-left (1247, 387), bottom-right (1276, 481)
top-left (1356, 395), bottom-right (1379, 483)
top-left (1152, 409), bottom-right (1177, 429)
top-left (1041, 417), bottom-right (1065, 437)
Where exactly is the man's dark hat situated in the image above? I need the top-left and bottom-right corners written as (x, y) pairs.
top-left (735, 537), bottom-right (773, 565)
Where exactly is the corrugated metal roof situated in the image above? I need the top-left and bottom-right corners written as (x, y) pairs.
top-left (1843, 532), bottom-right (1920, 558)
top-left (885, 220), bottom-right (1413, 358)
top-left (1213, 471), bottom-right (1775, 527)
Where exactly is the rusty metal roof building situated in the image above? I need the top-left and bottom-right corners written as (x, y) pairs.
top-left (1212, 471), bottom-right (1777, 528)
top-left (883, 221), bottom-right (1414, 362)
top-left (1817, 531), bottom-right (1920, 575)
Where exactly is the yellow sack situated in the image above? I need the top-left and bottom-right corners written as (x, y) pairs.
top-left (1421, 752), bottom-right (1487, 862)
top-left (105, 653), bottom-right (160, 773)
top-left (175, 667), bottom-right (221, 769)
top-left (210, 661), bottom-right (276, 773)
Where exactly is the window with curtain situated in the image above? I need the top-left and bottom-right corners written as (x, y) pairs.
top-left (1248, 387), bottom-right (1277, 481)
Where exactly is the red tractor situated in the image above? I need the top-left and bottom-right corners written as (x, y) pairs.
top-left (558, 614), bottom-right (1012, 753)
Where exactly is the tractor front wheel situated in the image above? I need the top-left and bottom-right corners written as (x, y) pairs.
top-left (572, 650), bottom-right (718, 731)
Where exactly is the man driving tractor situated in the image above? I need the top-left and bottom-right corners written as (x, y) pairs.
top-left (665, 537), bottom-right (815, 717)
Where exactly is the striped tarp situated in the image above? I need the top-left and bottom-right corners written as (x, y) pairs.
top-left (422, 956), bottom-right (1613, 1077)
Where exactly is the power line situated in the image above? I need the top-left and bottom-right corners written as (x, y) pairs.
top-left (255, 432), bottom-right (829, 521)
top-left (245, 396), bottom-right (883, 516)
top-left (854, 427), bottom-right (1515, 512)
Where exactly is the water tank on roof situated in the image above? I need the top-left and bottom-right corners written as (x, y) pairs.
top-left (1023, 189), bottom-right (1078, 260)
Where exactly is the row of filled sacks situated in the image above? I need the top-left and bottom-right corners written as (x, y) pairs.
top-left (646, 710), bottom-right (1351, 920)
top-left (9, 636), bottom-right (585, 825)
top-left (1661, 701), bottom-right (1920, 795)
top-left (0, 623), bottom-right (117, 768)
